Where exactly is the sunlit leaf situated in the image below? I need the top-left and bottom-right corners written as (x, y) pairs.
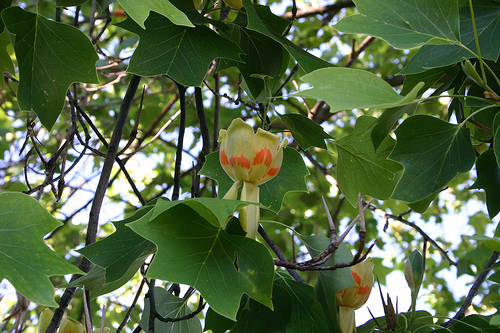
top-left (127, 203), bottom-right (274, 320)
top-left (390, 115), bottom-right (476, 202)
top-left (2, 7), bottom-right (99, 129)
top-left (0, 192), bottom-right (83, 306)
top-left (117, 0), bottom-right (193, 28)
top-left (334, 0), bottom-right (459, 49)
top-left (297, 67), bottom-right (424, 113)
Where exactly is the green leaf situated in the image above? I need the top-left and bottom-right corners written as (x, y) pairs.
top-left (117, 13), bottom-right (242, 87)
top-left (493, 112), bottom-right (500, 167)
top-left (150, 197), bottom-right (254, 228)
top-left (221, 23), bottom-right (289, 103)
top-left (243, 0), bottom-right (331, 73)
top-left (0, 30), bottom-right (15, 88)
top-left (0, 192), bottom-right (83, 306)
top-left (2, 7), bottom-right (99, 129)
top-left (302, 235), bottom-right (355, 333)
top-left (127, 203), bottom-right (274, 320)
top-left (464, 235), bottom-right (500, 252)
top-left (334, 116), bottom-right (403, 206)
top-left (66, 257), bottom-right (145, 298)
top-left (117, 0), bottom-right (193, 28)
top-left (57, 0), bottom-right (89, 6)
top-left (390, 115), bottom-right (476, 202)
top-left (471, 150), bottom-right (500, 218)
top-left (297, 67), bottom-right (424, 113)
top-left (204, 307), bottom-right (236, 333)
top-left (141, 287), bottom-right (202, 333)
top-left (401, 1), bottom-right (500, 74)
top-left (358, 310), bottom-right (434, 333)
top-left (333, 0), bottom-right (459, 49)
top-left (199, 147), bottom-right (309, 213)
top-left (274, 272), bottom-right (327, 333)
top-left (279, 113), bottom-right (333, 150)
top-left (77, 204), bottom-right (156, 282)
top-left (230, 284), bottom-right (292, 333)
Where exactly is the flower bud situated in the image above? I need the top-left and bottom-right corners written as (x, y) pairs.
top-left (38, 308), bottom-right (53, 333)
top-left (224, 0), bottom-right (243, 9)
top-left (405, 250), bottom-right (424, 293)
top-left (59, 316), bottom-right (84, 333)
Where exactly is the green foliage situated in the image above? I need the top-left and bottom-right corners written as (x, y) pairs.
top-left (1, 0), bottom-right (500, 332)
top-left (0, 192), bottom-right (83, 306)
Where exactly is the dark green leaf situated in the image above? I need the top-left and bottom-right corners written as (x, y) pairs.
top-left (298, 67), bottom-right (423, 113)
top-left (117, 13), bottom-right (242, 87)
top-left (0, 30), bottom-right (15, 88)
top-left (0, 192), bottom-right (83, 306)
top-left (334, 0), bottom-right (460, 49)
top-left (243, 0), bottom-right (331, 73)
top-left (57, 0), bottom-right (88, 6)
top-left (390, 115), bottom-right (476, 202)
top-left (370, 104), bottom-right (417, 151)
top-left (141, 287), bottom-right (202, 333)
top-left (493, 112), bottom-right (500, 166)
top-left (401, 1), bottom-right (500, 75)
top-left (77, 204), bottom-right (156, 281)
top-left (199, 147), bottom-right (309, 213)
top-left (358, 310), bottom-right (434, 333)
top-left (279, 113), bottom-right (333, 150)
top-left (65, 257), bottom-right (146, 299)
top-left (471, 150), bottom-right (500, 218)
top-left (230, 284), bottom-right (292, 333)
top-left (334, 116), bottom-right (403, 206)
top-left (116, 0), bottom-right (193, 28)
top-left (2, 7), bottom-right (99, 129)
top-left (204, 307), bottom-right (236, 333)
top-left (127, 203), bottom-right (274, 320)
top-left (274, 272), bottom-right (327, 333)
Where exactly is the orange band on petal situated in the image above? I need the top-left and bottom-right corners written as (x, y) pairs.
top-left (352, 271), bottom-right (362, 285)
top-left (358, 284), bottom-right (371, 295)
top-left (220, 150), bottom-right (229, 165)
top-left (230, 154), bottom-right (251, 169)
top-left (253, 146), bottom-right (273, 167)
top-left (267, 167), bottom-right (280, 177)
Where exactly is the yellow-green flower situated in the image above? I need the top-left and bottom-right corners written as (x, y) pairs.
top-left (336, 258), bottom-right (374, 333)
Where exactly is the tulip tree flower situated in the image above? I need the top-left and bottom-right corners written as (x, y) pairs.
top-left (336, 258), bottom-right (374, 333)
top-left (219, 118), bottom-right (287, 238)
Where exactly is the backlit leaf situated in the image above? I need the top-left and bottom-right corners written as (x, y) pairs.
top-left (0, 192), bottom-right (83, 306)
top-left (117, 0), bottom-right (193, 29)
top-left (2, 7), bottom-right (99, 129)
top-left (279, 113), bottom-right (333, 150)
top-left (298, 67), bottom-right (423, 113)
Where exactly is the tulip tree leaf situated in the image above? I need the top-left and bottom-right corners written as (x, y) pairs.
top-left (471, 150), bottom-right (500, 219)
top-left (298, 67), bottom-right (424, 113)
top-left (65, 256), bottom-right (146, 299)
top-left (401, 1), bottom-right (500, 75)
top-left (494, 112), bottom-right (500, 167)
top-left (77, 203), bottom-right (157, 282)
top-left (243, 0), bottom-right (331, 73)
top-left (334, 116), bottom-right (403, 206)
top-left (0, 30), bottom-right (15, 88)
top-left (127, 203), bottom-right (274, 320)
top-left (0, 192), bottom-right (83, 307)
top-left (274, 272), bottom-right (327, 333)
top-left (279, 113), bottom-right (333, 150)
top-left (150, 197), bottom-right (255, 228)
top-left (2, 7), bottom-right (99, 129)
top-left (141, 287), bottom-right (202, 333)
top-left (390, 115), bottom-right (476, 202)
top-left (199, 147), bottom-right (309, 213)
top-left (117, 0), bottom-right (193, 29)
top-left (116, 13), bottom-right (243, 87)
top-left (333, 0), bottom-right (460, 49)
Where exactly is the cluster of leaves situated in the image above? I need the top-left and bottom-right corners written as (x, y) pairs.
top-left (1, 0), bottom-right (500, 332)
